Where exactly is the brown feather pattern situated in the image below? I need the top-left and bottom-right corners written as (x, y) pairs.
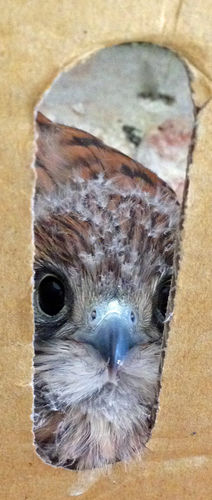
top-left (33, 112), bottom-right (180, 470)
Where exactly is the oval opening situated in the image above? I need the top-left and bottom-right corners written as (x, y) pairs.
top-left (33, 43), bottom-right (195, 470)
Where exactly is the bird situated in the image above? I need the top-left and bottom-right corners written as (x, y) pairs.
top-left (33, 111), bottom-right (180, 470)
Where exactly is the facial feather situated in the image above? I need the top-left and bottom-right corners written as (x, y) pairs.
top-left (33, 172), bottom-right (179, 470)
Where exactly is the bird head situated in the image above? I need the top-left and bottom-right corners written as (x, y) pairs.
top-left (33, 113), bottom-right (179, 469)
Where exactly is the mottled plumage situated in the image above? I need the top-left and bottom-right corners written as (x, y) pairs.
top-left (33, 112), bottom-right (180, 470)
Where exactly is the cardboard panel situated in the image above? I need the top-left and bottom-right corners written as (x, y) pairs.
top-left (0, 1), bottom-right (211, 498)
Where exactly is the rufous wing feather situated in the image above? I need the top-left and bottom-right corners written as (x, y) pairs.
top-left (35, 112), bottom-right (176, 199)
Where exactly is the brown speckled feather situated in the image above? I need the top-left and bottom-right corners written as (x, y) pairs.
top-left (35, 111), bottom-right (175, 199)
top-left (33, 112), bottom-right (180, 471)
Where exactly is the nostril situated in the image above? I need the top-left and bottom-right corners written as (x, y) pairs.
top-left (91, 309), bottom-right (97, 320)
top-left (130, 311), bottom-right (136, 323)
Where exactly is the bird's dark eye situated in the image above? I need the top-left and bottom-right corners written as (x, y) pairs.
top-left (38, 275), bottom-right (65, 316)
top-left (153, 277), bottom-right (171, 331)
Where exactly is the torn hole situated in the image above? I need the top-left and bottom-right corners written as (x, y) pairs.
top-left (32, 43), bottom-right (195, 472)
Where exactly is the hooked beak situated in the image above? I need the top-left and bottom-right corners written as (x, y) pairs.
top-left (74, 300), bottom-right (138, 370)
top-left (92, 314), bottom-right (134, 369)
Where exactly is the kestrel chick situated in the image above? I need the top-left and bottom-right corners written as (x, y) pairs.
top-left (33, 112), bottom-right (179, 470)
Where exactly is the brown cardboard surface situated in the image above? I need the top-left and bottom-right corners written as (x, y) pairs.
top-left (0, 1), bottom-right (211, 498)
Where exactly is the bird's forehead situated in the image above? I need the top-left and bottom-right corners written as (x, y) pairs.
top-left (34, 177), bottom-right (179, 283)
top-left (34, 174), bottom-right (169, 222)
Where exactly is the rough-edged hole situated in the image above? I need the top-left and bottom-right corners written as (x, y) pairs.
top-left (33, 43), bottom-right (195, 471)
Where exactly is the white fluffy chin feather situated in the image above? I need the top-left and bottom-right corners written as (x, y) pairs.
top-left (34, 340), bottom-right (160, 469)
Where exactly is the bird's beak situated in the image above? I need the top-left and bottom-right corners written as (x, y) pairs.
top-left (74, 300), bottom-right (138, 370)
top-left (91, 314), bottom-right (134, 370)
